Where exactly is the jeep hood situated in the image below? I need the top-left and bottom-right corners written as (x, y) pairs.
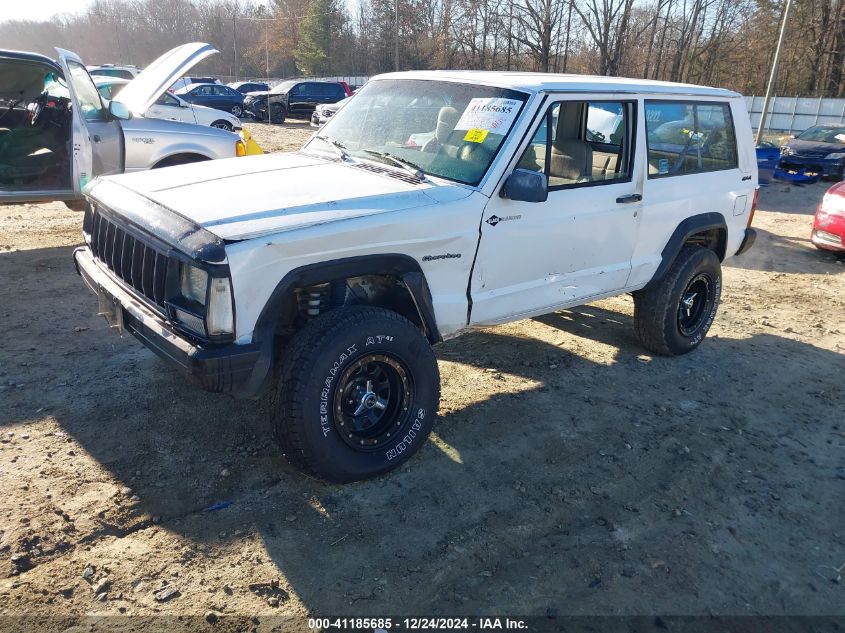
top-left (89, 152), bottom-right (471, 241)
top-left (114, 42), bottom-right (218, 114)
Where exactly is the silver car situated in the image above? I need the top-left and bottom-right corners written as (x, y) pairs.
top-left (0, 43), bottom-right (245, 205)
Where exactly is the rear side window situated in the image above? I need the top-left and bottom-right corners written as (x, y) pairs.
top-left (645, 100), bottom-right (737, 177)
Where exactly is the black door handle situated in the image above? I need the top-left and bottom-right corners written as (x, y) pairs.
top-left (616, 193), bottom-right (642, 204)
top-left (93, 134), bottom-right (101, 143)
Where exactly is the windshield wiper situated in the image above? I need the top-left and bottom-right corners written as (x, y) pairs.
top-left (362, 149), bottom-right (427, 181)
top-left (315, 135), bottom-right (350, 161)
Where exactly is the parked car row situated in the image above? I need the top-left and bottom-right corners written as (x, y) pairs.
top-left (244, 79), bottom-right (350, 123)
top-left (0, 43), bottom-right (251, 205)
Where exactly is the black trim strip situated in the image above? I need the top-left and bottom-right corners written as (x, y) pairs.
top-left (85, 179), bottom-right (227, 264)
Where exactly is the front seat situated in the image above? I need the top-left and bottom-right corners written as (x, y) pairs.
top-left (549, 102), bottom-right (592, 183)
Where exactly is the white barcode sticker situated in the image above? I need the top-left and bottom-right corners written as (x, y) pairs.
top-left (454, 98), bottom-right (521, 133)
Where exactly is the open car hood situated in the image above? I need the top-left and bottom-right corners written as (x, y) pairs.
top-left (112, 42), bottom-right (218, 114)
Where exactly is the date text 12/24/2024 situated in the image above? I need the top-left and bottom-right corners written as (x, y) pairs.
top-left (307, 618), bottom-right (528, 630)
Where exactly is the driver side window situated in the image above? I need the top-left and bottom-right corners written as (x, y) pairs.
top-left (517, 100), bottom-right (633, 188)
top-left (67, 61), bottom-right (106, 122)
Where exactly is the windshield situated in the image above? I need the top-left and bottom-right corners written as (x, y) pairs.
top-left (271, 80), bottom-right (297, 94)
top-left (797, 125), bottom-right (845, 144)
top-left (306, 79), bottom-right (529, 186)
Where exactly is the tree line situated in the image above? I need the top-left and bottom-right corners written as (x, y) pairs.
top-left (1, 0), bottom-right (844, 97)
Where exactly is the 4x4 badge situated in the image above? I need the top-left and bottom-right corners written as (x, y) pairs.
top-left (486, 214), bottom-right (521, 226)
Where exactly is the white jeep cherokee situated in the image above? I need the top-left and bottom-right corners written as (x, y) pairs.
top-left (73, 71), bottom-right (758, 482)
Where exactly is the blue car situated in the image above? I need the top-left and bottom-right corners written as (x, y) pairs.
top-left (756, 142), bottom-right (780, 184)
top-left (777, 124), bottom-right (845, 181)
top-left (174, 83), bottom-right (246, 117)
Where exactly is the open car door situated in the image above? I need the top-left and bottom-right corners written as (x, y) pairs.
top-left (0, 51), bottom-right (86, 203)
top-left (55, 48), bottom-right (123, 188)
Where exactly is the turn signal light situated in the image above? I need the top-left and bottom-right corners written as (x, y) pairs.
top-left (236, 140), bottom-right (247, 157)
top-left (748, 186), bottom-right (759, 227)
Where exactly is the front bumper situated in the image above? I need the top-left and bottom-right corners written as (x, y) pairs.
top-left (73, 246), bottom-right (268, 397)
top-left (776, 156), bottom-right (842, 181)
top-left (812, 211), bottom-right (845, 251)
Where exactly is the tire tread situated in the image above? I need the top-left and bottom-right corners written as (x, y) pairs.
top-left (271, 306), bottom-right (438, 479)
top-left (633, 245), bottom-right (717, 356)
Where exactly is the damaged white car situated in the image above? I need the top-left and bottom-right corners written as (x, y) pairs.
top-left (71, 71), bottom-right (758, 482)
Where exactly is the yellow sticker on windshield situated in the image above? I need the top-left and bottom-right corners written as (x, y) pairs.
top-left (464, 128), bottom-right (489, 143)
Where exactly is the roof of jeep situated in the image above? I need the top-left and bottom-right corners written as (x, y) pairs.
top-left (372, 70), bottom-right (740, 99)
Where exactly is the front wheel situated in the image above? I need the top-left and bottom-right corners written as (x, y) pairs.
top-left (210, 120), bottom-right (233, 131)
top-left (272, 306), bottom-right (440, 483)
top-left (269, 104), bottom-right (286, 124)
top-left (633, 246), bottom-right (722, 356)
top-left (231, 104), bottom-right (243, 117)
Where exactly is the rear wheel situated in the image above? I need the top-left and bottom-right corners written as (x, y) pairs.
top-left (272, 306), bottom-right (439, 483)
top-left (633, 246), bottom-right (722, 356)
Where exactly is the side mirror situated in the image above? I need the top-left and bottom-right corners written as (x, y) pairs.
top-left (501, 168), bottom-right (548, 203)
top-left (109, 100), bottom-right (131, 120)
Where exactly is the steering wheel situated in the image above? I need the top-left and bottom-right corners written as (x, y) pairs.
top-left (30, 97), bottom-right (45, 126)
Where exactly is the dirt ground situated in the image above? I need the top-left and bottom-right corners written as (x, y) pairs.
top-left (1, 119), bottom-right (843, 627)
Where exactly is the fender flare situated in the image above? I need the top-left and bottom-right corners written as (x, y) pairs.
top-left (238, 254), bottom-right (441, 399)
top-left (644, 212), bottom-right (727, 290)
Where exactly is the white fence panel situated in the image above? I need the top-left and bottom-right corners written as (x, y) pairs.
top-left (746, 94), bottom-right (845, 135)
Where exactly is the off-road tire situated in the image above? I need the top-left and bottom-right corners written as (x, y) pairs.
top-left (269, 104), bottom-right (286, 124)
top-left (633, 246), bottom-right (721, 356)
top-left (272, 306), bottom-right (440, 483)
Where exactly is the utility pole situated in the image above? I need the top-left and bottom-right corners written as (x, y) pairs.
top-left (233, 11), bottom-right (239, 81)
top-left (756, 0), bottom-right (792, 145)
top-left (395, 0), bottom-right (400, 71)
top-left (507, 0), bottom-right (513, 71)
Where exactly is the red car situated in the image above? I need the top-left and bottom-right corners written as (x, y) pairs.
top-left (813, 181), bottom-right (845, 253)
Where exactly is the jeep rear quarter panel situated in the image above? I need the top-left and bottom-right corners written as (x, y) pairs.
top-left (627, 95), bottom-right (756, 288)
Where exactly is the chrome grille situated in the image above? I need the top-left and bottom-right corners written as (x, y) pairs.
top-left (90, 210), bottom-right (170, 311)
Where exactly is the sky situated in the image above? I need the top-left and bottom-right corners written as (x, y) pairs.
top-left (0, 0), bottom-right (94, 23)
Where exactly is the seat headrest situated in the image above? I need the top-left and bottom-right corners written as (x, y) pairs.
top-left (436, 106), bottom-right (460, 144)
top-left (555, 102), bottom-right (583, 141)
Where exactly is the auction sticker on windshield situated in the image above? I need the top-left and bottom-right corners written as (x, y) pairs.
top-left (455, 98), bottom-right (521, 133)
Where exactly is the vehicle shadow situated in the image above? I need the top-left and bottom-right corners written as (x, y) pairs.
top-left (1, 245), bottom-right (844, 617)
top-left (757, 180), bottom-right (828, 216)
top-left (724, 226), bottom-right (844, 273)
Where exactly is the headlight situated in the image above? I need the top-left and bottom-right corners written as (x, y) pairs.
top-left (827, 152), bottom-right (845, 160)
top-left (821, 193), bottom-right (845, 215)
top-left (206, 277), bottom-right (234, 335)
top-left (180, 264), bottom-right (208, 305)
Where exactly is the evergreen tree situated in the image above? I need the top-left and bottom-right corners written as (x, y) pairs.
top-left (295, 0), bottom-right (342, 75)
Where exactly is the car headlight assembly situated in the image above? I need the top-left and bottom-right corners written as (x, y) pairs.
top-left (826, 152), bottom-right (845, 160)
top-left (174, 263), bottom-right (234, 337)
top-left (180, 264), bottom-right (208, 305)
top-left (206, 277), bottom-right (234, 335)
